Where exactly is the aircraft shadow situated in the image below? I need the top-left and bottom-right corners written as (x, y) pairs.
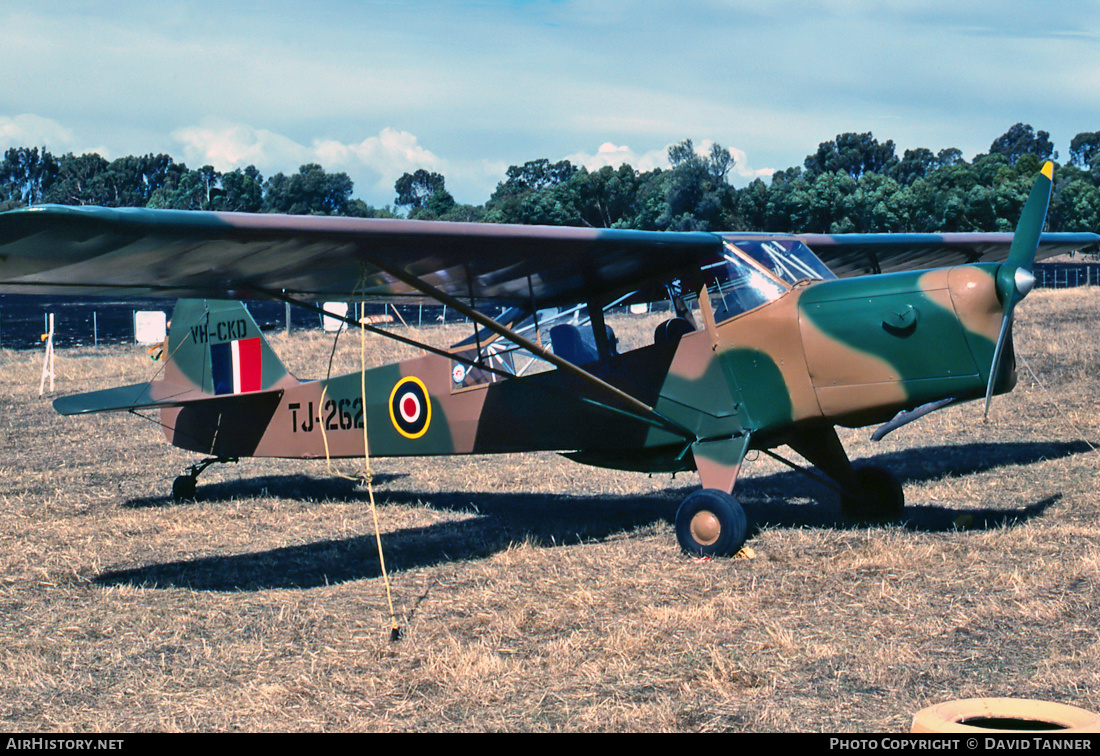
top-left (120, 472), bottom-right (409, 509)
top-left (735, 439), bottom-right (1086, 531)
top-left (96, 490), bottom-right (675, 592)
top-left (95, 439), bottom-right (1088, 592)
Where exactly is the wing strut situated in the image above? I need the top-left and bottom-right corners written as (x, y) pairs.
top-left (256, 286), bottom-right (694, 440)
top-left (352, 258), bottom-right (695, 440)
top-left (255, 286), bottom-right (517, 380)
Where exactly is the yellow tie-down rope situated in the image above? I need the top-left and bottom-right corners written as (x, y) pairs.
top-left (316, 300), bottom-right (403, 642)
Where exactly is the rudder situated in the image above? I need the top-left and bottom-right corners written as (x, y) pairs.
top-left (165, 299), bottom-right (295, 395)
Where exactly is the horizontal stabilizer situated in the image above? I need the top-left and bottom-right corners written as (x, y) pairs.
top-left (53, 381), bottom-right (210, 416)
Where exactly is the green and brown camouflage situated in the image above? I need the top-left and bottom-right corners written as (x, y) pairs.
top-left (143, 254), bottom-right (1008, 476)
top-left (8, 162), bottom-right (1097, 557)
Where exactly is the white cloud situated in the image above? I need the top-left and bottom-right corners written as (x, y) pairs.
top-left (565, 140), bottom-right (775, 185)
top-left (565, 142), bottom-right (669, 173)
top-left (313, 128), bottom-right (444, 198)
top-left (169, 120), bottom-right (445, 205)
top-left (0, 114), bottom-right (81, 153)
top-left (171, 121), bottom-right (308, 173)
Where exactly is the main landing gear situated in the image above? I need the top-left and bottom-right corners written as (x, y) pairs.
top-left (172, 456), bottom-right (238, 502)
top-left (676, 426), bottom-right (907, 558)
top-left (840, 465), bottom-right (904, 524)
top-left (675, 489), bottom-right (748, 558)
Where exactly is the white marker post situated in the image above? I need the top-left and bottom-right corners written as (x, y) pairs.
top-left (39, 313), bottom-right (55, 396)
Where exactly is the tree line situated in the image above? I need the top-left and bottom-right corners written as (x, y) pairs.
top-left (0, 154), bottom-right (391, 217)
top-left (2, 123), bottom-right (1098, 233)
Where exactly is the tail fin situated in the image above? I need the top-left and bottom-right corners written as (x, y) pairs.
top-left (164, 299), bottom-right (295, 395)
top-left (54, 299), bottom-right (296, 417)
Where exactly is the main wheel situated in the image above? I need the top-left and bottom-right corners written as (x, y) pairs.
top-left (172, 475), bottom-right (197, 502)
top-left (841, 465), bottom-right (904, 523)
top-left (675, 489), bottom-right (748, 557)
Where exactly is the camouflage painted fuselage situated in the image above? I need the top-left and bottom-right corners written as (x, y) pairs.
top-left (160, 262), bottom-right (1008, 483)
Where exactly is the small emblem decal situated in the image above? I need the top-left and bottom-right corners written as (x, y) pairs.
top-left (389, 376), bottom-right (431, 439)
top-left (452, 363), bottom-right (466, 384)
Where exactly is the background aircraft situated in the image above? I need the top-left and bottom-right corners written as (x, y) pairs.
top-left (0, 163), bottom-right (1095, 558)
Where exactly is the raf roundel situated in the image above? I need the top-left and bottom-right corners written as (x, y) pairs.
top-left (388, 376), bottom-right (431, 439)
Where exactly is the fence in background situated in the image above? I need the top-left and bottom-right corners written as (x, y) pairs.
top-left (0, 297), bottom-right (302, 350)
top-left (1033, 262), bottom-right (1100, 289)
top-left (0, 297), bottom-right (528, 351)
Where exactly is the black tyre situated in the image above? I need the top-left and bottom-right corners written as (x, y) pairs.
top-left (841, 465), bottom-right (904, 523)
top-left (675, 489), bottom-right (748, 557)
top-left (172, 475), bottom-right (197, 502)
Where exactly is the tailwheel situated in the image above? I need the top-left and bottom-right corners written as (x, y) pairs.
top-left (675, 488), bottom-right (748, 557)
top-left (170, 456), bottom-right (237, 503)
top-left (172, 474), bottom-right (197, 502)
top-left (840, 465), bottom-right (904, 524)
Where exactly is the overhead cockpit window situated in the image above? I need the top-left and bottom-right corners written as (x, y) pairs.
top-left (726, 238), bottom-right (836, 284)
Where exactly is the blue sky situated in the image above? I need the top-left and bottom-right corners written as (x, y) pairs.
top-left (1, 1), bottom-right (1097, 207)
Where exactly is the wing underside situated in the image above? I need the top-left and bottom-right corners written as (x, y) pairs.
top-left (0, 206), bottom-right (1097, 302)
top-left (0, 205), bottom-right (720, 306)
top-left (801, 232), bottom-right (1099, 277)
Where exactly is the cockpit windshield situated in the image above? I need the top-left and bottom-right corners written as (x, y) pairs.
top-left (698, 236), bottom-right (836, 323)
top-left (700, 253), bottom-right (785, 322)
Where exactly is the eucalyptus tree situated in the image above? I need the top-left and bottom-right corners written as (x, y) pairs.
top-left (988, 123), bottom-right (1057, 165)
top-left (265, 163), bottom-right (354, 215)
top-left (0, 146), bottom-right (58, 206)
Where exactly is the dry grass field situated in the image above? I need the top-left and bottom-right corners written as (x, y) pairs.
top-left (0, 288), bottom-right (1098, 732)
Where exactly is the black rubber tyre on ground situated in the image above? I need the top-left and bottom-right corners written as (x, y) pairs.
top-left (675, 488), bottom-right (748, 557)
top-left (840, 465), bottom-right (904, 524)
top-left (172, 475), bottom-right (197, 503)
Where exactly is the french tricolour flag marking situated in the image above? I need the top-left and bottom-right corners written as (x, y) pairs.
top-left (210, 337), bottom-right (263, 395)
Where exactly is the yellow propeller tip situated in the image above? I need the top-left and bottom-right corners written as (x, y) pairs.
top-left (1042, 161), bottom-right (1054, 180)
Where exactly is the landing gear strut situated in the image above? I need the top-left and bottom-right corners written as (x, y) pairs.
top-left (785, 425), bottom-right (906, 525)
top-left (172, 456), bottom-right (237, 502)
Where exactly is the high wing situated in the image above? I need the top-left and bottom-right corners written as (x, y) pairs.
top-left (0, 205), bottom-right (719, 305)
top-left (0, 206), bottom-right (1097, 302)
top-left (800, 232), bottom-right (1100, 277)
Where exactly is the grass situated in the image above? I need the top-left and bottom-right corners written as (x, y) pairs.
top-left (0, 289), bottom-right (1098, 731)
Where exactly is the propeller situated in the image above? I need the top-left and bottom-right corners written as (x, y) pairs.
top-left (983, 161), bottom-right (1053, 417)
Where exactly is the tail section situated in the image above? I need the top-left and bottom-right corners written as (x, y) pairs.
top-left (54, 299), bottom-right (297, 416)
top-left (164, 299), bottom-right (295, 395)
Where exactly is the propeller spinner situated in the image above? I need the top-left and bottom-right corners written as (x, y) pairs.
top-left (983, 161), bottom-right (1054, 417)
